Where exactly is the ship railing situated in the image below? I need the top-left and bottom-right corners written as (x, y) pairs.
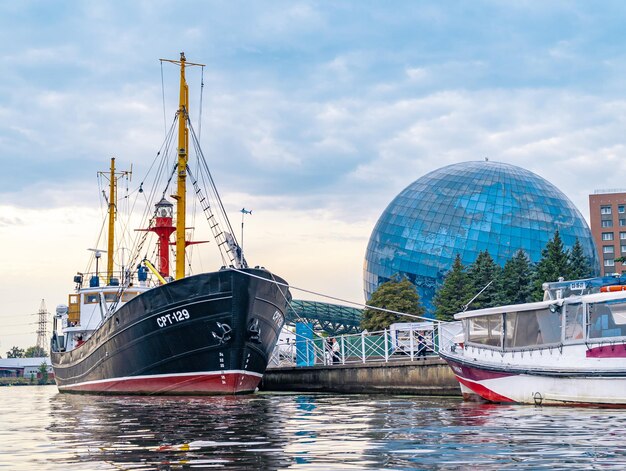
top-left (73, 269), bottom-right (162, 290)
top-left (542, 274), bottom-right (626, 300)
top-left (268, 320), bottom-right (463, 368)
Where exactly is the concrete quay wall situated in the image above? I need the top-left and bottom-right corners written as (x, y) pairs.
top-left (260, 358), bottom-right (461, 396)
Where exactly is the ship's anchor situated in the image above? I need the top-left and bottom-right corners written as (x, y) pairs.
top-left (533, 392), bottom-right (543, 406)
top-left (247, 318), bottom-right (261, 343)
top-left (212, 322), bottom-right (232, 345)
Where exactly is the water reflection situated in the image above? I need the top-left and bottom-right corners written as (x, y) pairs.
top-left (281, 395), bottom-right (378, 469)
top-left (362, 399), bottom-right (626, 469)
top-left (48, 393), bottom-right (292, 470)
top-left (1, 386), bottom-right (626, 470)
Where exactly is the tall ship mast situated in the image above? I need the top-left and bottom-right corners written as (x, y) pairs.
top-left (173, 52), bottom-right (190, 280)
top-left (50, 53), bottom-right (290, 394)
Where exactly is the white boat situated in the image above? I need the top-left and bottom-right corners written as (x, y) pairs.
top-left (439, 276), bottom-right (626, 406)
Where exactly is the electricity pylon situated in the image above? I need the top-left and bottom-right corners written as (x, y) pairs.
top-left (35, 299), bottom-right (49, 356)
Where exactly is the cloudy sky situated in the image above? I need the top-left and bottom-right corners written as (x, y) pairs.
top-left (3, 1), bottom-right (626, 351)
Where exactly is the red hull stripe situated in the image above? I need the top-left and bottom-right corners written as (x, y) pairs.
top-left (586, 344), bottom-right (626, 358)
top-left (446, 358), bottom-right (515, 381)
top-left (455, 375), bottom-right (515, 403)
top-left (58, 370), bottom-right (263, 394)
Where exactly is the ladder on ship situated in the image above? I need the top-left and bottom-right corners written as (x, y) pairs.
top-left (188, 166), bottom-right (246, 269)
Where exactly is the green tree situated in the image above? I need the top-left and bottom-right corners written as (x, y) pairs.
top-left (361, 276), bottom-right (425, 331)
top-left (6, 346), bottom-right (24, 358)
top-left (38, 362), bottom-right (49, 385)
top-left (534, 230), bottom-right (570, 300)
top-left (567, 238), bottom-right (593, 280)
top-left (433, 254), bottom-right (472, 321)
top-left (466, 250), bottom-right (503, 310)
top-left (24, 346), bottom-right (46, 358)
top-left (501, 249), bottom-right (535, 305)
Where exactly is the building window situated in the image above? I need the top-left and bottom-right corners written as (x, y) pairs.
top-left (621, 245), bottom-right (626, 253)
top-left (620, 219), bottom-right (626, 227)
top-left (603, 232), bottom-right (615, 241)
top-left (621, 232), bottom-right (626, 240)
top-left (605, 259), bottom-right (615, 267)
top-left (601, 206), bottom-right (612, 215)
top-left (602, 220), bottom-right (614, 228)
top-left (620, 205), bottom-right (625, 214)
top-left (604, 245), bottom-right (615, 254)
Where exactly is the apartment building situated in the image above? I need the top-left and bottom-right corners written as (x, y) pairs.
top-left (589, 190), bottom-right (626, 275)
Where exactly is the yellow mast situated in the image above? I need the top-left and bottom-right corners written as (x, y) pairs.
top-left (160, 52), bottom-right (204, 279)
top-left (98, 158), bottom-right (130, 285)
top-left (107, 157), bottom-right (116, 283)
top-left (175, 52), bottom-right (189, 280)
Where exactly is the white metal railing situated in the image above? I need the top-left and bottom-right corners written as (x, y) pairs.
top-left (268, 321), bottom-right (463, 368)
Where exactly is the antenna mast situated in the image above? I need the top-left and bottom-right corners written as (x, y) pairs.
top-left (462, 280), bottom-right (494, 312)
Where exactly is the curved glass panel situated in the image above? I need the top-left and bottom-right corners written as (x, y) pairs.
top-left (364, 161), bottom-right (600, 314)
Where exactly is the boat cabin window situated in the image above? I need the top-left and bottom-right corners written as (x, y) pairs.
top-left (466, 315), bottom-right (503, 348)
top-left (84, 294), bottom-right (99, 304)
top-left (503, 308), bottom-right (561, 349)
top-left (564, 303), bottom-right (584, 342)
top-left (588, 300), bottom-right (626, 340)
top-left (467, 307), bottom-right (566, 350)
top-left (85, 293), bottom-right (123, 304)
top-left (122, 291), bottom-right (138, 302)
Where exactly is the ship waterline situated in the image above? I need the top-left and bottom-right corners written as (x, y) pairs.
top-left (52, 269), bottom-right (289, 395)
top-left (51, 54), bottom-right (290, 395)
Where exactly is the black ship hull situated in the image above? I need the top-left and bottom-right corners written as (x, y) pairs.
top-left (51, 268), bottom-right (289, 395)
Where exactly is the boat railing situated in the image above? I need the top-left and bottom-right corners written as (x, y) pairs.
top-left (543, 274), bottom-right (626, 300)
top-left (268, 321), bottom-right (463, 368)
top-left (73, 269), bottom-right (160, 290)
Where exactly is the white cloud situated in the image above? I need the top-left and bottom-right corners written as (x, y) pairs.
top-left (406, 67), bottom-right (428, 81)
top-left (0, 205), bottom-right (102, 351)
top-left (4, 0), bottom-right (626, 348)
top-left (256, 3), bottom-right (325, 36)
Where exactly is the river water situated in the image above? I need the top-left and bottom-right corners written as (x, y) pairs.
top-left (1, 386), bottom-right (625, 470)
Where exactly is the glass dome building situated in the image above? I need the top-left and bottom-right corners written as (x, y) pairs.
top-left (363, 161), bottom-right (599, 314)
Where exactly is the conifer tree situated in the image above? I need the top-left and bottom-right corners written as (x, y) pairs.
top-left (501, 249), bottom-right (534, 305)
top-left (466, 250), bottom-right (503, 310)
top-left (567, 238), bottom-right (593, 280)
top-left (533, 229), bottom-right (570, 300)
top-left (361, 276), bottom-right (425, 331)
top-left (433, 254), bottom-right (472, 321)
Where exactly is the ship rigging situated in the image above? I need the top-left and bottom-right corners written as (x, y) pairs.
top-left (50, 53), bottom-right (290, 395)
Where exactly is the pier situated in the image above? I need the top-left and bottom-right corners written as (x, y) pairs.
top-left (262, 322), bottom-right (462, 395)
top-left (262, 358), bottom-right (460, 395)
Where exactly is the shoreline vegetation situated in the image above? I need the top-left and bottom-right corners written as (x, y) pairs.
top-left (0, 377), bottom-right (55, 386)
